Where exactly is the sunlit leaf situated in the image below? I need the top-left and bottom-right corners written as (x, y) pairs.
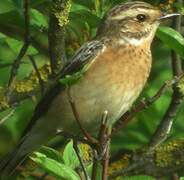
top-left (6, 38), bottom-right (38, 55)
top-left (30, 8), bottom-right (48, 28)
top-left (38, 146), bottom-right (63, 163)
top-left (63, 140), bottom-right (81, 169)
top-left (31, 152), bottom-right (80, 180)
top-left (0, 0), bottom-right (15, 14)
top-left (156, 26), bottom-right (184, 58)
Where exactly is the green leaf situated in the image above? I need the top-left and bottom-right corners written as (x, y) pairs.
top-left (70, 10), bottom-right (100, 28)
top-left (71, 1), bottom-right (90, 12)
top-left (59, 63), bottom-right (90, 86)
top-left (173, 3), bottom-right (184, 14)
top-left (71, 0), bottom-right (93, 9)
top-left (30, 8), bottom-right (48, 28)
top-left (11, 0), bottom-right (24, 14)
top-left (31, 152), bottom-right (80, 180)
top-left (0, 0), bottom-right (15, 14)
top-left (5, 38), bottom-right (38, 55)
top-left (59, 72), bottom-right (83, 86)
top-left (63, 140), bottom-right (81, 169)
top-left (0, 33), bottom-right (6, 39)
top-left (120, 175), bottom-right (156, 180)
top-left (156, 26), bottom-right (184, 58)
top-left (38, 146), bottom-right (63, 163)
top-left (30, 0), bottom-right (52, 7)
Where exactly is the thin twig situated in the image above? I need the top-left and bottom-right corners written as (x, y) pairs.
top-left (67, 87), bottom-right (98, 145)
top-left (28, 54), bottom-right (45, 95)
top-left (0, 108), bottom-right (15, 125)
top-left (105, 73), bottom-right (184, 142)
top-left (8, 0), bottom-right (31, 88)
top-left (75, 168), bottom-right (84, 180)
top-left (73, 140), bottom-right (90, 180)
top-left (102, 126), bottom-right (112, 180)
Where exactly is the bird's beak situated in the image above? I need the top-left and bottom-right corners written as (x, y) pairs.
top-left (157, 13), bottom-right (180, 21)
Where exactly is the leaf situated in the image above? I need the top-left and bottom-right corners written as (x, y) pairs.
top-left (71, 0), bottom-right (93, 9)
top-left (0, 0), bottom-right (15, 14)
top-left (173, 2), bottom-right (184, 14)
top-left (59, 72), bottom-right (83, 86)
top-left (31, 152), bottom-right (80, 180)
top-left (5, 38), bottom-right (38, 55)
top-left (59, 63), bottom-right (90, 86)
top-left (71, 1), bottom-right (90, 12)
top-left (0, 33), bottom-right (6, 39)
top-left (156, 26), bottom-right (184, 58)
top-left (120, 175), bottom-right (156, 180)
top-left (62, 140), bottom-right (81, 169)
top-left (30, 0), bottom-right (52, 7)
top-left (38, 146), bottom-right (63, 163)
top-left (30, 8), bottom-right (48, 28)
top-left (0, 11), bottom-right (24, 28)
top-left (10, 0), bottom-right (25, 14)
top-left (70, 10), bottom-right (100, 28)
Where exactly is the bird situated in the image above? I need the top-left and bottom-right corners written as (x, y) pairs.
top-left (0, 1), bottom-right (179, 179)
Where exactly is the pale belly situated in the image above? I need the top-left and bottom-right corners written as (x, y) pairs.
top-left (43, 48), bottom-right (151, 136)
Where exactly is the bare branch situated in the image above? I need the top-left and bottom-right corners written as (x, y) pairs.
top-left (8, 0), bottom-right (31, 88)
top-left (0, 108), bottom-right (15, 125)
top-left (28, 55), bottom-right (45, 95)
top-left (73, 141), bottom-right (90, 180)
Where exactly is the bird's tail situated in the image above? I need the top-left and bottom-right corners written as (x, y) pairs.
top-left (0, 137), bottom-right (31, 179)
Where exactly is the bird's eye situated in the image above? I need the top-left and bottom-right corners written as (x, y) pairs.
top-left (136, 14), bottom-right (146, 22)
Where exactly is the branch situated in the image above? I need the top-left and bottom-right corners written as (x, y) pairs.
top-left (148, 0), bottom-right (183, 150)
top-left (0, 108), bottom-right (15, 125)
top-left (105, 73), bottom-right (184, 142)
top-left (28, 55), bottom-right (45, 95)
top-left (0, 64), bottom-right (51, 112)
top-left (109, 139), bottom-right (184, 178)
top-left (66, 87), bottom-right (98, 145)
top-left (49, 0), bottom-right (71, 76)
top-left (8, 0), bottom-right (31, 88)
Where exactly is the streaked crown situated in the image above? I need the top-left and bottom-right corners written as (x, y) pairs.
top-left (96, 1), bottom-right (162, 46)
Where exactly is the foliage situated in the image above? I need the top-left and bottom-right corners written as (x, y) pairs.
top-left (0, 0), bottom-right (184, 180)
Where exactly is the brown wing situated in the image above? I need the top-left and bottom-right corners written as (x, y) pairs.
top-left (22, 40), bottom-right (105, 136)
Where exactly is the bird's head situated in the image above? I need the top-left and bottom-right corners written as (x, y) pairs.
top-left (97, 1), bottom-right (179, 45)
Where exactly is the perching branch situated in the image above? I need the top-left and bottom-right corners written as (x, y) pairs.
top-left (148, 0), bottom-right (183, 150)
top-left (105, 73), bottom-right (184, 142)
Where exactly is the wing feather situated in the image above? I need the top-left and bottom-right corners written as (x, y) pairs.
top-left (23, 40), bottom-right (105, 135)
